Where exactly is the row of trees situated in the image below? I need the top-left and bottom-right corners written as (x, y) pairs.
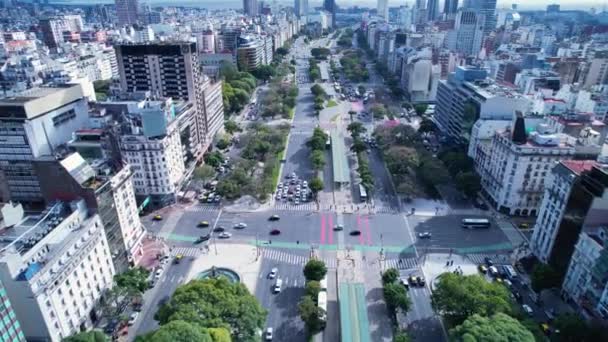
top-left (259, 81), bottom-right (298, 119)
top-left (216, 123), bottom-right (290, 201)
top-left (220, 61), bottom-right (257, 115)
top-left (298, 259), bottom-right (328, 335)
top-left (340, 49), bottom-right (369, 82)
top-left (337, 28), bottom-right (354, 48)
top-left (381, 268), bottom-right (412, 338)
top-left (311, 83), bottom-right (327, 113)
top-left (310, 47), bottom-right (331, 60)
top-left (309, 58), bottom-right (320, 81)
top-left (346, 122), bottom-right (374, 192)
top-left (309, 127), bottom-right (327, 172)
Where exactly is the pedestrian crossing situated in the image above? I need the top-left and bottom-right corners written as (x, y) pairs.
top-left (169, 246), bottom-right (204, 257)
top-left (374, 205), bottom-right (399, 214)
top-left (261, 248), bottom-right (337, 268)
top-left (466, 253), bottom-right (512, 265)
top-left (273, 201), bottom-right (318, 212)
top-left (186, 204), bottom-right (220, 213)
top-left (383, 257), bottom-right (419, 270)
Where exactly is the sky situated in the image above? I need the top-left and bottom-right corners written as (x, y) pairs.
top-left (48, 0), bottom-right (607, 12)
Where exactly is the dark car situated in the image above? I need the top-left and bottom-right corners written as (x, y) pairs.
top-left (417, 276), bottom-right (426, 286)
top-left (196, 234), bottom-right (211, 243)
top-left (512, 291), bottom-right (523, 302)
top-left (418, 232), bottom-right (431, 239)
top-left (334, 224), bottom-right (344, 231)
top-left (269, 215), bottom-right (280, 221)
top-left (104, 319), bottom-right (119, 335)
top-left (213, 226), bottom-right (225, 233)
top-left (349, 230), bottom-right (361, 236)
top-left (484, 257), bottom-right (494, 266)
top-left (270, 229), bottom-right (281, 235)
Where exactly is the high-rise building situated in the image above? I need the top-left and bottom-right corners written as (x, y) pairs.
top-left (39, 15), bottom-right (83, 49)
top-left (463, 0), bottom-right (496, 34)
top-left (115, 0), bottom-right (139, 26)
top-left (0, 280), bottom-right (25, 342)
top-left (427, 0), bottom-right (439, 20)
top-left (546, 4), bottom-right (560, 13)
top-left (444, 0), bottom-right (459, 15)
top-left (0, 84), bottom-right (90, 206)
top-left (114, 43), bottom-right (225, 157)
top-left (0, 200), bottom-right (115, 341)
top-left (446, 10), bottom-right (485, 56)
top-left (323, 0), bottom-right (336, 27)
top-left (243, 0), bottom-right (258, 16)
top-left (294, 0), bottom-right (308, 17)
top-left (377, 0), bottom-right (389, 19)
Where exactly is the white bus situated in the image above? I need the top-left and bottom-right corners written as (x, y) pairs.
top-left (317, 291), bottom-right (327, 323)
top-left (461, 218), bottom-right (491, 229)
top-left (325, 130), bottom-right (331, 148)
top-left (359, 184), bottom-right (368, 202)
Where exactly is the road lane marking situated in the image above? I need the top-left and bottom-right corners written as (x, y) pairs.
top-left (320, 214), bottom-right (326, 244)
top-left (328, 214), bottom-right (334, 244)
top-left (364, 215), bottom-right (372, 245)
top-left (357, 215), bottom-right (364, 245)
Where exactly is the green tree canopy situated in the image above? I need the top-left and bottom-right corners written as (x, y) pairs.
top-left (204, 151), bottom-right (224, 168)
top-left (309, 177), bottom-right (324, 194)
top-left (303, 259), bottom-right (327, 281)
top-left (418, 118), bottom-right (437, 133)
top-left (431, 273), bottom-right (513, 326)
top-left (414, 104), bottom-right (428, 116)
top-left (455, 172), bottom-right (481, 199)
top-left (383, 282), bottom-right (411, 316)
top-left (298, 295), bottom-right (324, 333)
top-left (194, 165), bottom-right (216, 183)
top-left (251, 65), bottom-right (276, 82)
top-left (155, 278), bottom-right (266, 341)
top-left (310, 47), bottom-right (331, 59)
top-left (531, 263), bottom-right (561, 293)
top-left (450, 313), bottom-right (535, 342)
top-left (275, 47), bottom-right (289, 56)
top-left (114, 267), bottom-right (151, 295)
top-left (305, 280), bottom-right (321, 298)
top-left (63, 331), bottom-right (109, 342)
top-left (347, 122), bottom-right (366, 138)
top-left (224, 120), bottom-right (241, 135)
top-left (219, 61), bottom-right (238, 81)
top-left (311, 150), bottom-right (326, 170)
top-left (381, 268), bottom-right (399, 285)
top-left (310, 84), bottom-right (327, 97)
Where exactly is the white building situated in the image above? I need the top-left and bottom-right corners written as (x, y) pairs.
top-left (575, 89), bottom-right (608, 122)
top-left (397, 5), bottom-right (413, 30)
top-left (377, 0), bottom-right (389, 20)
top-left (0, 200), bottom-right (115, 341)
top-left (446, 10), bottom-right (485, 57)
top-left (119, 99), bottom-right (186, 207)
top-left (308, 10), bottom-right (332, 30)
top-left (400, 48), bottom-right (440, 102)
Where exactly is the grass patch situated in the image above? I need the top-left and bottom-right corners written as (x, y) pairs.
top-left (288, 107), bottom-right (295, 119)
top-left (326, 99), bottom-right (338, 107)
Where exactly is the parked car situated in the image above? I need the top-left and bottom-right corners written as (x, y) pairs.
top-left (234, 222), bottom-right (247, 229)
top-left (522, 304), bottom-right (534, 316)
top-left (418, 232), bottom-right (432, 239)
top-left (218, 232), bottom-right (232, 239)
top-left (268, 268), bottom-right (278, 279)
top-left (265, 327), bottom-right (274, 340)
top-left (128, 312), bottom-right (139, 326)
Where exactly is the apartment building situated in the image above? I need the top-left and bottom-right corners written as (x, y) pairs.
top-left (39, 15), bottom-right (83, 49)
top-left (236, 35), bottom-right (269, 71)
top-left (0, 280), bottom-right (25, 342)
top-left (400, 48), bottom-right (440, 103)
top-left (0, 200), bottom-right (115, 341)
top-left (34, 151), bottom-right (146, 272)
top-left (0, 84), bottom-right (90, 206)
top-left (530, 162), bottom-right (608, 273)
top-left (115, 42), bottom-right (224, 158)
top-left (115, 0), bottom-right (139, 26)
top-left (446, 10), bottom-right (485, 57)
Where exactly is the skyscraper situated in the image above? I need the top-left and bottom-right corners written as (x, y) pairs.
top-left (115, 0), bottom-right (139, 26)
top-left (377, 0), bottom-right (389, 19)
top-left (463, 0), bottom-right (496, 34)
top-left (295, 0), bottom-right (308, 17)
top-left (0, 281), bottom-right (24, 342)
top-left (243, 0), bottom-right (258, 16)
top-left (444, 0), bottom-right (459, 15)
top-left (323, 0), bottom-right (336, 27)
top-left (427, 0), bottom-right (439, 20)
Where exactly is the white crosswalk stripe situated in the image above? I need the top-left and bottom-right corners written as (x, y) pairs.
top-left (374, 205), bottom-right (399, 214)
top-left (169, 246), bottom-right (202, 257)
top-left (383, 257), bottom-right (419, 270)
top-left (466, 253), bottom-right (511, 265)
top-left (186, 204), bottom-right (220, 213)
top-left (273, 202), bottom-right (317, 212)
top-left (261, 248), bottom-right (337, 268)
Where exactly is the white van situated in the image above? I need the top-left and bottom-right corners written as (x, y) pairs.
top-left (273, 278), bottom-right (282, 293)
top-left (504, 265), bottom-right (518, 280)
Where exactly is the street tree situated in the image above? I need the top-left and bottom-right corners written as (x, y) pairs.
top-left (309, 177), bottom-right (324, 195)
top-left (275, 47), bottom-right (289, 57)
top-left (552, 313), bottom-right (588, 342)
top-left (347, 122), bottom-right (366, 138)
top-left (358, 85), bottom-right (366, 96)
top-left (351, 139), bottom-right (367, 153)
top-left (251, 65), bottom-right (276, 82)
top-left (381, 268), bottom-right (399, 285)
top-left (63, 331), bottom-right (109, 342)
top-left (414, 104), bottom-right (428, 116)
top-left (204, 152), bottom-right (224, 167)
top-left (393, 331), bottom-right (411, 342)
top-left (310, 47), bottom-right (331, 59)
top-left (418, 118), bottom-right (437, 133)
top-left (311, 150), bottom-right (326, 170)
top-left (455, 172), bottom-right (481, 199)
top-left (417, 157), bottom-right (450, 188)
top-left (224, 120), bottom-right (241, 134)
top-left (530, 263), bottom-right (561, 293)
top-left (303, 259), bottom-right (327, 281)
top-left (431, 273), bottom-right (513, 326)
top-left (384, 146), bottom-right (418, 176)
top-left (450, 313), bottom-right (535, 342)
top-left (219, 61), bottom-right (238, 81)
top-left (383, 282), bottom-right (411, 318)
top-left (194, 165), bottom-right (216, 183)
top-left (298, 295), bottom-right (324, 333)
top-left (305, 280), bottom-right (321, 298)
top-left (155, 278), bottom-right (266, 341)
top-left (310, 84), bottom-right (327, 97)
top-left (114, 267), bottom-right (150, 295)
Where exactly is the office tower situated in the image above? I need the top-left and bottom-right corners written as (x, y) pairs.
top-left (115, 42), bottom-right (225, 158)
top-left (447, 9), bottom-right (485, 56)
top-left (398, 4), bottom-right (413, 29)
top-left (377, 0), bottom-right (389, 19)
top-left (323, 0), bottom-right (336, 28)
top-left (115, 0), bottom-right (139, 26)
top-left (0, 280), bottom-right (24, 342)
top-left (444, 0), bottom-right (459, 15)
top-left (463, 0), bottom-right (496, 34)
top-left (0, 200), bottom-right (115, 341)
top-left (295, 0), bottom-right (308, 17)
top-left (427, 0), bottom-right (439, 20)
top-left (546, 4), bottom-right (560, 13)
top-left (243, 0), bottom-right (258, 16)
top-left (0, 84), bottom-right (90, 206)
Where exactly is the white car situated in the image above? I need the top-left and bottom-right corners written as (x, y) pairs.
top-left (234, 222), bottom-right (247, 229)
top-left (268, 267), bottom-right (278, 279)
top-left (218, 232), bottom-right (232, 239)
top-left (265, 327), bottom-right (273, 340)
top-left (154, 269), bottom-right (163, 279)
top-left (522, 304), bottom-right (533, 316)
top-left (128, 312), bottom-right (139, 326)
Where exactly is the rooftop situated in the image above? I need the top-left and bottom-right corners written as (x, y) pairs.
top-left (561, 160), bottom-right (598, 175)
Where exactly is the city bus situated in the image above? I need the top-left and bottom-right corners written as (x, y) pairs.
top-left (359, 184), bottom-right (368, 202)
top-left (325, 130), bottom-right (331, 148)
top-left (461, 218), bottom-right (491, 229)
